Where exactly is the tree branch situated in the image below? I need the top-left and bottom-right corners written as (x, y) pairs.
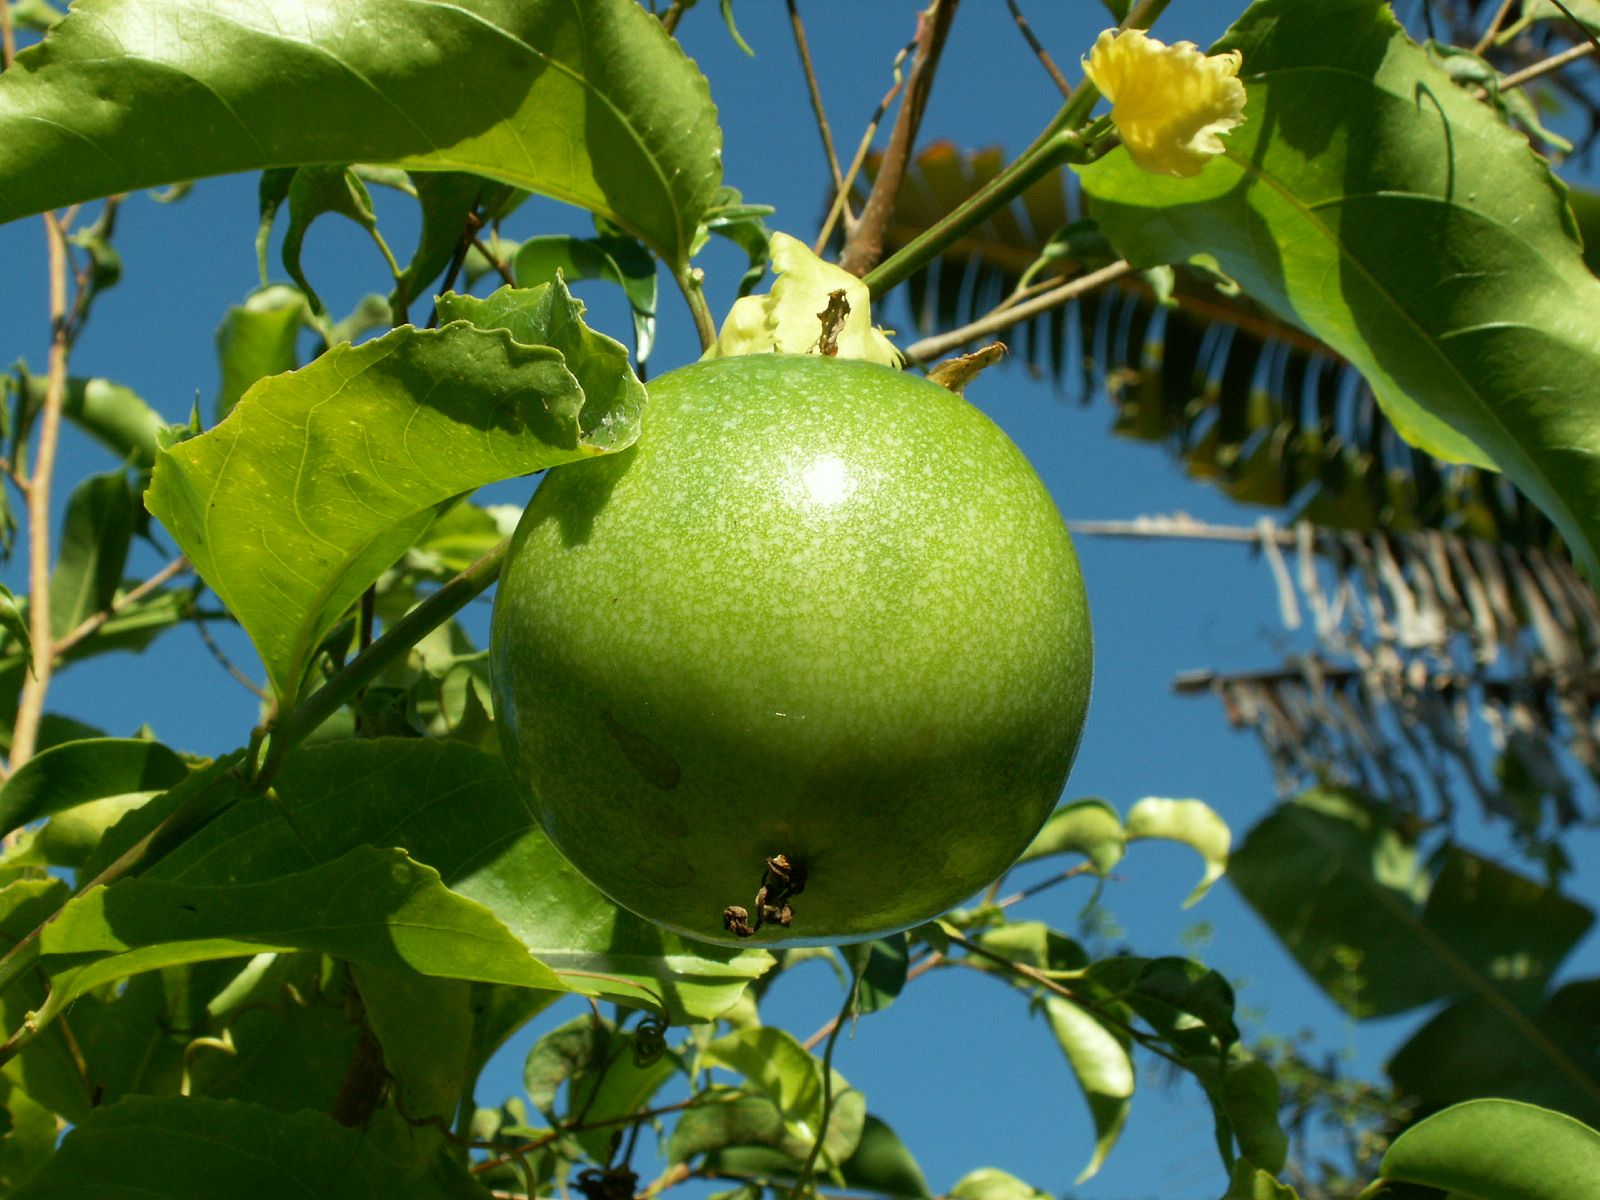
top-left (837, 0), bottom-right (961, 277)
top-left (1500, 39), bottom-right (1597, 90)
top-left (1006, 0), bottom-right (1072, 97)
top-left (787, 0), bottom-right (850, 228)
top-left (11, 212), bottom-right (73, 770)
top-left (903, 259), bottom-right (1131, 364)
top-left (53, 556), bottom-right (191, 658)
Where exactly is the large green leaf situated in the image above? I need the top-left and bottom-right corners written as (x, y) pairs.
top-left (146, 285), bottom-right (642, 704)
top-left (1387, 978), bottom-right (1600, 1126)
top-left (13, 1095), bottom-right (480, 1199)
top-left (37, 845), bottom-right (565, 1023)
top-left (1370, 1099), bottom-right (1600, 1200)
top-left (701, 1114), bottom-right (931, 1199)
top-left (0, 737), bottom-right (186, 839)
top-left (1077, 0), bottom-right (1600, 577)
top-left (138, 738), bottom-right (771, 1023)
top-left (0, 0), bottom-right (721, 268)
top-left (1231, 790), bottom-right (1592, 1017)
top-left (213, 286), bottom-right (307, 423)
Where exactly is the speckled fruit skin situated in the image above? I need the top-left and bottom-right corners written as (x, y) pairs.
top-left (490, 355), bottom-right (1092, 946)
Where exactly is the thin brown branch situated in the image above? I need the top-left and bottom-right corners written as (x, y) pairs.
top-left (1500, 40), bottom-right (1598, 90)
top-left (1, 0), bottom-right (14, 72)
top-left (659, 1), bottom-right (685, 37)
top-left (787, 0), bottom-right (850, 227)
top-left (903, 259), bottom-right (1132, 364)
top-left (53, 556), bottom-right (191, 658)
top-left (813, 38), bottom-right (916, 254)
top-left (193, 609), bottom-right (269, 699)
top-left (1068, 513), bottom-right (1297, 545)
top-left (800, 951), bottom-right (945, 1051)
top-left (1472, 0), bottom-right (1517, 55)
top-left (11, 212), bottom-right (73, 770)
top-left (1005, 0), bottom-right (1072, 97)
top-left (471, 235), bottom-right (517, 288)
top-left (838, 0), bottom-right (961, 276)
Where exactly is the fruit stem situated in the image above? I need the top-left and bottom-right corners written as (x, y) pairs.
top-left (675, 268), bottom-right (718, 353)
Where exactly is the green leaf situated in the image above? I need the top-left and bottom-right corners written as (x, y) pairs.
top-left (1018, 797), bottom-right (1125, 874)
top-left (0, 734), bottom-right (186, 843)
top-left (0, 586), bottom-right (29, 680)
top-left (514, 230), bottom-right (659, 361)
top-left (355, 962), bottom-right (473, 1130)
top-left (392, 172), bottom-right (499, 320)
top-left (1387, 978), bottom-right (1600, 1125)
top-left (568, 1023), bottom-right (681, 1164)
top-left (38, 845), bottom-right (565, 1024)
top-left (1076, 0), bottom-right (1600, 577)
top-left (213, 285), bottom-right (306, 423)
top-left (948, 1167), bottom-right (1052, 1200)
top-left (0, 0), bottom-right (722, 269)
top-left (146, 292), bottom-right (642, 703)
top-left (703, 1026), bottom-right (828, 1150)
top-left (670, 1084), bottom-right (865, 1171)
top-left (49, 470), bottom-right (135, 639)
top-left (1042, 996), bottom-right (1133, 1183)
top-left (17, 373), bottom-right (165, 468)
top-left (702, 1113), bottom-right (930, 1199)
top-left (843, 935), bottom-right (908, 1016)
top-left (0, 1071), bottom-right (58, 1192)
top-left (13, 1095), bottom-right (478, 1199)
top-left (1231, 791), bottom-right (1593, 1017)
top-left (1125, 797), bottom-right (1230, 907)
top-left (1373, 1099), bottom-right (1600, 1200)
top-left (1224, 1160), bottom-right (1300, 1200)
top-left (139, 738), bottom-right (770, 1023)
top-left (274, 166), bottom-right (384, 315)
top-left (1220, 1059), bottom-right (1289, 1174)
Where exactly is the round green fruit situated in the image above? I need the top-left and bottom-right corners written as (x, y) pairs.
top-left (490, 354), bottom-right (1091, 946)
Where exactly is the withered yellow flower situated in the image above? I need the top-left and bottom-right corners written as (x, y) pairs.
top-left (1083, 28), bottom-right (1246, 178)
top-left (704, 232), bottom-right (901, 366)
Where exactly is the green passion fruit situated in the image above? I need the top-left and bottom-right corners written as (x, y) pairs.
top-left (490, 354), bottom-right (1092, 945)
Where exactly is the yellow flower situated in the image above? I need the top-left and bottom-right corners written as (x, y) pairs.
top-left (1083, 28), bottom-right (1246, 178)
top-left (703, 232), bottom-right (902, 366)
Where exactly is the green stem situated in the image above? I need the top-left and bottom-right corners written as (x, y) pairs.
top-left (860, 0), bottom-right (1172, 301)
top-left (676, 268), bottom-right (718, 353)
top-left (254, 537), bottom-right (510, 788)
top-left (798, 972), bottom-right (862, 1194)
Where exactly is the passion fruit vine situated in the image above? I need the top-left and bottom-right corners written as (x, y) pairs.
top-left (490, 354), bottom-right (1092, 946)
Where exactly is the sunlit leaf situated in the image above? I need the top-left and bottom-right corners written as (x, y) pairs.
top-left (38, 845), bottom-right (564, 1024)
top-left (1042, 996), bottom-right (1133, 1182)
top-left (147, 285), bottom-right (642, 704)
top-left (1373, 1099), bottom-right (1600, 1200)
top-left (0, 0), bottom-right (722, 269)
top-left (1125, 797), bottom-right (1230, 906)
top-left (1018, 797), bottom-right (1125, 875)
top-left (213, 286), bottom-right (306, 423)
top-left (1077, 0), bottom-right (1600, 576)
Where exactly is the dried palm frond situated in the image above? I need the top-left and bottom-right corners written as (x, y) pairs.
top-left (1124, 515), bottom-right (1600, 855)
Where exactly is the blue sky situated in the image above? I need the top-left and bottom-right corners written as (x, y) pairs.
top-left (1, 2), bottom-right (1596, 1197)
